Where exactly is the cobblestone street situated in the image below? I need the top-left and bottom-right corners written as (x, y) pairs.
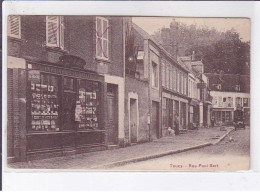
top-left (112, 127), bottom-right (250, 171)
top-left (8, 126), bottom-right (234, 169)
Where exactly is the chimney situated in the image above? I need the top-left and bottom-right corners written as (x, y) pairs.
top-left (161, 28), bottom-right (170, 46)
top-left (161, 28), bottom-right (178, 60)
top-left (191, 51), bottom-right (195, 61)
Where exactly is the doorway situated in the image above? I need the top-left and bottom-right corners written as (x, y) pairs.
top-left (130, 98), bottom-right (138, 143)
top-left (62, 77), bottom-right (77, 131)
top-left (151, 101), bottom-right (159, 139)
top-left (106, 84), bottom-right (118, 145)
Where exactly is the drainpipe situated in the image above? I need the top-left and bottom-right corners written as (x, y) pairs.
top-left (146, 39), bottom-right (152, 142)
top-left (122, 17), bottom-right (126, 146)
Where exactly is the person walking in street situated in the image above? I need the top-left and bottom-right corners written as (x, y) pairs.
top-left (211, 116), bottom-right (215, 127)
top-left (174, 114), bottom-right (180, 135)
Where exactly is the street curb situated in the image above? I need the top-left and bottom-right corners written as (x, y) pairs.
top-left (91, 128), bottom-right (235, 169)
top-left (213, 127), bottom-right (235, 145)
top-left (90, 142), bottom-right (212, 169)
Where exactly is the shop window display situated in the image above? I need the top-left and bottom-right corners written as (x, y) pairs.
top-left (29, 73), bottom-right (60, 132)
top-left (76, 80), bottom-right (100, 130)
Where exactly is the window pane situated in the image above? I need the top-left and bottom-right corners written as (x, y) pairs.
top-left (103, 19), bottom-right (108, 39)
top-left (96, 18), bottom-right (102, 36)
top-left (103, 39), bottom-right (108, 58)
top-left (77, 80), bottom-right (87, 129)
top-left (30, 73), bottom-right (60, 132)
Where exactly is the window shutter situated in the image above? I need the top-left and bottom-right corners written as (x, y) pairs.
top-left (46, 16), bottom-right (59, 47)
top-left (96, 18), bottom-right (102, 58)
top-left (8, 16), bottom-right (21, 38)
top-left (59, 16), bottom-right (65, 50)
top-left (103, 19), bottom-right (108, 58)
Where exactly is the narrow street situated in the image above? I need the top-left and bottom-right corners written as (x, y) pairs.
top-left (111, 128), bottom-right (250, 171)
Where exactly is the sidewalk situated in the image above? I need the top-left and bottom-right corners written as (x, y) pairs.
top-left (8, 126), bottom-right (234, 169)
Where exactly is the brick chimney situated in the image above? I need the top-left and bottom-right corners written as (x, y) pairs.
top-left (161, 27), bottom-right (178, 60)
top-left (191, 51), bottom-right (195, 61)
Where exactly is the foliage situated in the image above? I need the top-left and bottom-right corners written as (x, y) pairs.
top-left (153, 20), bottom-right (250, 75)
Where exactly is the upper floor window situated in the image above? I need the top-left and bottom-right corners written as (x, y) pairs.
top-left (227, 97), bottom-right (233, 107)
top-left (169, 65), bottom-right (173, 90)
top-left (236, 97), bottom-right (242, 108)
top-left (243, 98), bottom-right (249, 107)
top-left (161, 60), bottom-right (166, 87)
top-left (8, 16), bottom-right (21, 39)
top-left (213, 97), bottom-right (218, 105)
top-left (176, 71), bottom-right (180, 93)
top-left (46, 16), bottom-right (64, 49)
top-left (96, 17), bottom-right (109, 60)
top-left (184, 77), bottom-right (187, 95)
top-left (166, 64), bottom-right (169, 88)
top-left (152, 62), bottom-right (158, 88)
top-left (173, 69), bottom-right (176, 91)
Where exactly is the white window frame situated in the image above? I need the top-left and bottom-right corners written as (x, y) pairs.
top-left (46, 16), bottom-right (65, 49)
top-left (8, 15), bottom-right (21, 39)
top-left (96, 17), bottom-right (109, 60)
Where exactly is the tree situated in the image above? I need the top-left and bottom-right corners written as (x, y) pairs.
top-left (154, 20), bottom-right (250, 75)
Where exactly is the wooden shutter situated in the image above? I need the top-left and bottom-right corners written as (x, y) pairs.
top-left (46, 16), bottom-right (59, 47)
top-left (96, 17), bottom-right (102, 58)
top-left (103, 19), bottom-right (108, 58)
top-left (8, 16), bottom-right (21, 38)
top-left (59, 16), bottom-right (65, 50)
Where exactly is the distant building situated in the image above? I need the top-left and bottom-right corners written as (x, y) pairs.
top-left (206, 73), bottom-right (250, 126)
top-left (178, 53), bottom-right (212, 128)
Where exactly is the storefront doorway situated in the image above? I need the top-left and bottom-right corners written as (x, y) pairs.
top-left (151, 101), bottom-right (159, 139)
top-left (62, 77), bottom-right (77, 131)
top-left (107, 84), bottom-right (118, 145)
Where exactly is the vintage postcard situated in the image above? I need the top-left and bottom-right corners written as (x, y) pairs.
top-left (5, 15), bottom-right (250, 171)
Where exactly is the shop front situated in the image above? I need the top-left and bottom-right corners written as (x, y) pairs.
top-left (11, 61), bottom-right (107, 161)
top-left (162, 92), bottom-right (189, 135)
top-left (211, 108), bottom-right (233, 126)
top-left (188, 99), bottom-right (200, 129)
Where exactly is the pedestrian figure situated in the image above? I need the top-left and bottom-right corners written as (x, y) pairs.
top-left (174, 114), bottom-right (180, 135)
top-left (211, 116), bottom-right (215, 127)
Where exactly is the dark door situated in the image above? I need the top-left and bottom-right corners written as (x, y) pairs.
top-left (62, 92), bottom-right (77, 131)
top-left (62, 77), bottom-right (77, 131)
top-left (107, 84), bottom-right (118, 145)
top-left (151, 101), bottom-right (159, 139)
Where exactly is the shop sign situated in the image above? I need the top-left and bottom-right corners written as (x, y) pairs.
top-left (28, 70), bottom-right (40, 82)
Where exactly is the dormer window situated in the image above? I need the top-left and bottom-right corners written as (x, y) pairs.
top-left (234, 85), bottom-right (240, 92)
top-left (213, 84), bottom-right (221, 90)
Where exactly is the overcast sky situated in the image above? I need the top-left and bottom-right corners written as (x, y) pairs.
top-left (132, 17), bottom-right (250, 42)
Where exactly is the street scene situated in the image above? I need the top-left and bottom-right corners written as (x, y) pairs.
top-left (6, 16), bottom-right (250, 170)
top-left (112, 128), bottom-right (250, 171)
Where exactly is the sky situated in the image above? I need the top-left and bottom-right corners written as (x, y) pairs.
top-left (132, 17), bottom-right (251, 42)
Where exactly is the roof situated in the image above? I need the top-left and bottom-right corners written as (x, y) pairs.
top-left (132, 22), bottom-right (189, 73)
top-left (205, 73), bottom-right (250, 93)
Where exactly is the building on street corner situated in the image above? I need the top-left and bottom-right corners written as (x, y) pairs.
top-left (206, 73), bottom-right (250, 126)
top-left (7, 16), bottom-right (125, 162)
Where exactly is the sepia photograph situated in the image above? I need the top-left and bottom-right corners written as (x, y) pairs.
top-left (6, 15), bottom-right (250, 171)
